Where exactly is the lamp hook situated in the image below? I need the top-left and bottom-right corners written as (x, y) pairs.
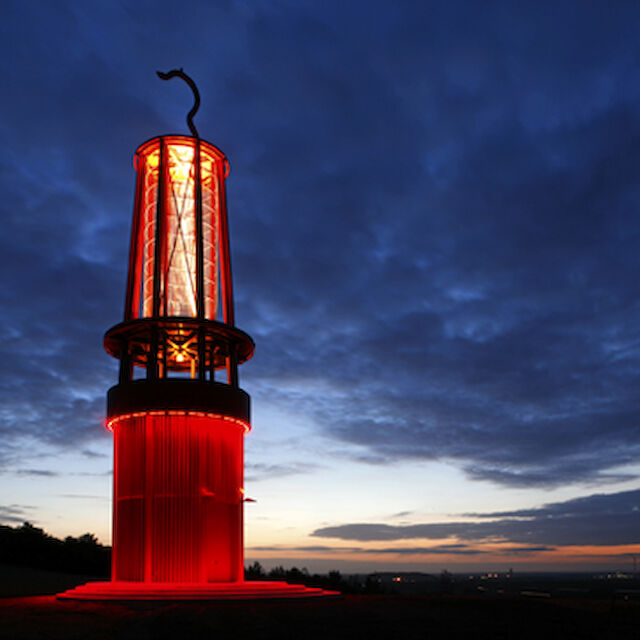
top-left (156, 68), bottom-right (201, 138)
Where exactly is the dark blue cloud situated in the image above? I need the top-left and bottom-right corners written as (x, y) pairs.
top-left (250, 544), bottom-right (490, 556)
top-left (248, 543), bottom-right (557, 556)
top-left (0, 0), bottom-right (639, 496)
top-left (14, 469), bottom-right (58, 477)
top-left (0, 504), bottom-right (35, 524)
top-left (312, 489), bottom-right (640, 546)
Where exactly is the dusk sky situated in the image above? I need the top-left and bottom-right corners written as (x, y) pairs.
top-left (1, 1), bottom-right (639, 573)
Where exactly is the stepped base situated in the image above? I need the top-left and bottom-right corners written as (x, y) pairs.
top-left (57, 581), bottom-right (340, 601)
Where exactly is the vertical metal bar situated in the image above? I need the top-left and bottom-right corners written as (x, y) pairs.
top-left (161, 329), bottom-right (167, 379)
top-left (225, 349), bottom-right (231, 385)
top-left (147, 325), bottom-right (158, 380)
top-left (118, 338), bottom-right (131, 384)
top-left (147, 139), bottom-right (165, 379)
top-left (152, 139), bottom-right (165, 318)
top-left (228, 344), bottom-right (238, 388)
top-left (124, 154), bottom-right (144, 321)
top-left (197, 326), bottom-right (205, 381)
top-left (195, 139), bottom-right (207, 380)
top-left (218, 161), bottom-right (235, 326)
top-left (208, 344), bottom-right (215, 381)
top-left (195, 139), bottom-right (205, 318)
top-left (161, 142), bottom-right (171, 318)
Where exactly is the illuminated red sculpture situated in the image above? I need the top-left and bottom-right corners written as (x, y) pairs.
top-left (105, 132), bottom-right (251, 585)
top-left (59, 70), bottom-right (336, 600)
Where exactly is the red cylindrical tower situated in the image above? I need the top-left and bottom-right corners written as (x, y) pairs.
top-left (103, 134), bottom-right (254, 584)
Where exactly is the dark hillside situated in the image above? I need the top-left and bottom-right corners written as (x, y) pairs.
top-left (0, 523), bottom-right (110, 578)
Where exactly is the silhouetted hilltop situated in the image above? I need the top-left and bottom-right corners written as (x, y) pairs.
top-left (0, 522), bottom-right (110, 577)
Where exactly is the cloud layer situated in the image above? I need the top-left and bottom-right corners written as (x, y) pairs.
top-left (0, 1), bottom-right (639, 502)
top-left (312, 489), bottom-right (640, 546)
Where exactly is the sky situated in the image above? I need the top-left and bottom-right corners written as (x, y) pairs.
top-left (1, 0), bottom-right (639, 574)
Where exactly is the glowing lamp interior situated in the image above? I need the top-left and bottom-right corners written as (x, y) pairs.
top-left (129, 137), bottom-right (228, 322)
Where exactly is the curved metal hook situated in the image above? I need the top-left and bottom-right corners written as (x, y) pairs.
top-left (156, 68), bottom-right (200, 138)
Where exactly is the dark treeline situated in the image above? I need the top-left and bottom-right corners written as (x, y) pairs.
top-left (244, 561), bottom-right (378, 594)
top-left (4, 523), bottom-right (633, 600)
top-left (0, 522), bottom-right (110, 577)
top-left (0, 523), bottom-right (376, 591)
top-left (0, 523), bottom-right (464, 595)
top-left (0, 523), bottom-right (366, 590)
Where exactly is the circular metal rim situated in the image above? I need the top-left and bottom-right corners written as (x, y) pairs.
top-left (104, 317), bottom-right (255, 365)
top-left (133, 134), bottom-right (229, 175)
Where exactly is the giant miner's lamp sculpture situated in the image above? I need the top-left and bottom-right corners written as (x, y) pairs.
top-left (59, 70), bottom-right (336, 600)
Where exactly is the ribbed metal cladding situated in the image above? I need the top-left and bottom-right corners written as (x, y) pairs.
top-left (112, 412), bottom-right (244, 583)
